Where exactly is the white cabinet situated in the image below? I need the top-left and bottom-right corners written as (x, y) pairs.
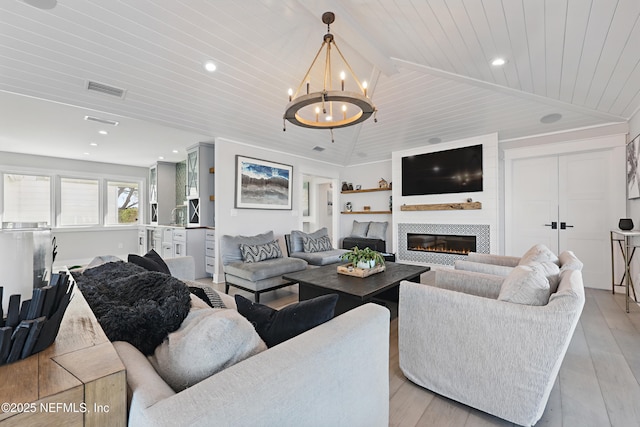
top-left (172, 228), bottom-right (186, 257)
top-left (185, 143), bottom-right (214, 227)
top-left (143, 226), bottom-right (207, 278)
top-left (205, 229), bottom-right (215, 277)
top-left (149, 162), bottom-right (176, 225)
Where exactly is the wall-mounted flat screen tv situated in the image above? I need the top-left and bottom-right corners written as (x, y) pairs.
top-left (402, 144), bottom-right (483, 196)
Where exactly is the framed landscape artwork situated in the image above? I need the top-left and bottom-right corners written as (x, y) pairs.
top-left (627, 135), bottom-right (640, 199)
top-left (235, 155), bottom-right (293, 210)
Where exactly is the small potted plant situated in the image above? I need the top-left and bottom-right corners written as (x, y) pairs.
top-left (341, 246), bottom-right (385, 269)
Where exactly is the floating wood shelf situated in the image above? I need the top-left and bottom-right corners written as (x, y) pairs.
top-left (209, 195), bottom-right (215, 201)
top-left (341, 210), bottom-right (392, 215)
top-left (341, 187), bottom-right (391, 194)
top-left (400, 202), bottom-right (482, 211)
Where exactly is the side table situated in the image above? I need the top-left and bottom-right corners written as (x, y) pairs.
top-left (610, 230), bottom-right (640, 313)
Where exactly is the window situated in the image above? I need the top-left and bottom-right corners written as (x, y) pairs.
top-left (106, 181), bottom-right (139, 224)
top-left (60, 177), bottom-right (99, 226)
top-left (3, 174), bottom-right (51, 225)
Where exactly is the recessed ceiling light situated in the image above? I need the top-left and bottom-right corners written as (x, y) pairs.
top-left (83, 152), bottom-right (90, 156)
top-left (540, 113), bottom-right (562, 124)
top-left (90, 143), bottom-right (98, 147)
top-left (98, 130), bottom-right (108, 135)
top-left (158, 156), bottom-right (165, 160)
top-left (428, 137), bottom-right (442, 144)
top-left (491, 57), bottom-right (507, 66)
top-left (203, 60), bottom-right (217, 72)
top-left (172, 150), bottom-right (179, 154)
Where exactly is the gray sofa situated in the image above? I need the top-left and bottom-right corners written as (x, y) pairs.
top-left (398, 250), bottom-right (585, 426)
top-left (285, 228), bottom-right (348, 266)
top-left (113, 256), bottom-right (391, 427)
top-left (220, 231), bottom-right (307, 302)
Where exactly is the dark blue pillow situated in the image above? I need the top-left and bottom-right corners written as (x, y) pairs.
top-left (234, 294), bottom-right (339, 347)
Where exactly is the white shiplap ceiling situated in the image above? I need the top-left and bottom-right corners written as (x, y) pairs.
top-left (0, 0), bottom-right (638, 167)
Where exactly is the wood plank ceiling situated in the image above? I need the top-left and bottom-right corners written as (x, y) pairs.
top-left (0, 0), bottom-right (638, 167)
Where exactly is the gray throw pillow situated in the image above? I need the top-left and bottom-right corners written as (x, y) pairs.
top-left (291, 228), bottom-right (328, 253)
top-left (221, 231), bottom-right (275, 265)
top-left (149, 306), bottom-right (267, 392)
top-left (498, 264), bottom-right (551, 306)
top-left (559, 250), bottom-right (583, 272)
top-left (240, 240), bottom-right (282, 263)
top-left (302, 235), bottom-right (333, 253)
top-left (350, 220), bottom-right (369, 238)
top-left (518, 243), bottom-right (559, 265)
top-left (523, 261), bottom-right (561, 294)
top-left (366, 221), bottom-right (388, 240)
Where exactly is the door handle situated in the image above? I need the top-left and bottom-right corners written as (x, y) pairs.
top-left (544, 222), bottom-right (558, 229)
top-left (560, 222), bottom-right (574, 230)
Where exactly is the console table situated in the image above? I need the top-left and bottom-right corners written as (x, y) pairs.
top-left (0, 284), bottom-right (126, 426)
top-left (610, 230), bottom-right (640, 313)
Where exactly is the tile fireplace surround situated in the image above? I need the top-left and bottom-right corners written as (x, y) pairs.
top-left (398, 223), bottom-right (490, 265)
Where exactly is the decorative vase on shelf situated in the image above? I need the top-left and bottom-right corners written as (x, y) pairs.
top-left (341, 181), bottom-right (349, 191)
top-left (348, 183), bottom-right (353, 191)
top-left (345, 202), bottom-right (352, 212)
top-left (619, 218), bottom-right (634, 231)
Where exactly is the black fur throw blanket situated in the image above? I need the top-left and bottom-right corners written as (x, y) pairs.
top-left (75, 261), bottom-right (191, 355)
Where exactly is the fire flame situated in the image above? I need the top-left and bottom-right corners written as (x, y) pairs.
top-left (408, 245), bottom-right (471, 255)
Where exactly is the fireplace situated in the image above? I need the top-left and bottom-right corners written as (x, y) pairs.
top-left (398, 223), bottom-right (490, 265)
top-left (407, 233), bottom-right (476, 255)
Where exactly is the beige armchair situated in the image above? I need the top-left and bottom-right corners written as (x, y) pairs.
top-left (398, 251), bottom-right (585, 426)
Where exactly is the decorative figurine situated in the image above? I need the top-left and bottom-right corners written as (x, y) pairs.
top-left (345, 202), bottom-right (352, 212)
top-left (379, 178), bottom-right (388, 188)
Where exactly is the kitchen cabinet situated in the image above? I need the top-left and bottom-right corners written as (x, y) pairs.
top-left (185, 142), bottom-right (214, 227)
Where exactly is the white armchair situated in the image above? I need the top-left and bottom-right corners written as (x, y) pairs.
top-left (398, 252), bottom-right (585, 426)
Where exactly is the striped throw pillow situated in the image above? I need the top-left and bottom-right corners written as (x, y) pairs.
top-left (302, 235), bottom-right (333, 253)
top-left (240, 240), bottom-right (283, 263)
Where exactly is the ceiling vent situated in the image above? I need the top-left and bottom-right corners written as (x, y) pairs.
top-left (85, 80), bottom-right (127, 99)
top-left (84, 115), bottom-right (119, 126)
top-left (312, 146), bottom-right (325, 152)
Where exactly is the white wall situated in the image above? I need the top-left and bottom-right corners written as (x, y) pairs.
top-left (391, 134), bottom-right (500, 257)
top-left (0, 151), bottom-right (147, 267)
top-left (339, 160), bottom-right (393, 250)
top-left (625, 110), bottom-right (640, 298)
top-left (213, 138), bottom-right (343, 281)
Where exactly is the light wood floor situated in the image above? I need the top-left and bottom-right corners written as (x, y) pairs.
top-left (200, 277), bottom-right (640, 427)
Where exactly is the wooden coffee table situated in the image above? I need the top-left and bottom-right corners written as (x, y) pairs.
top-left (283, 262), bottom-right (430, 315)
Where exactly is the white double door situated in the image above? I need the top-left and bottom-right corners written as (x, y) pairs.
top-left (506, 140), bottom-right (626, 289)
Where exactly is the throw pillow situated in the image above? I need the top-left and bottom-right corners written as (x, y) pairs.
top-left (498, 265), bottom-right (551, 306)
top-left (367, 221), bottom-right (388, 240)
top-left (559, 250), bottom-right (583, 272)
top-left (148, 306), bottom-right (267, 392)
top-left (221, 231), bottom-right (275, 265)
top-left (350, 220), bottom-right (370, 238)
top-left (128, 249), bottom-right (171, 275)
top-left (290, 228), bottom-right (328, 253)
top-left (188, 286), bottom-right (227, 309)
top-left (234, 294), bottom-right (339, 347)
top-left (239, 240), bottom-right (282, 262)
top-left (302, 235), bottom-right (333, 253)
top-left (518, 243), bottom-right (559, 266)
top-left (523, 261), bottom-right (561, 294)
